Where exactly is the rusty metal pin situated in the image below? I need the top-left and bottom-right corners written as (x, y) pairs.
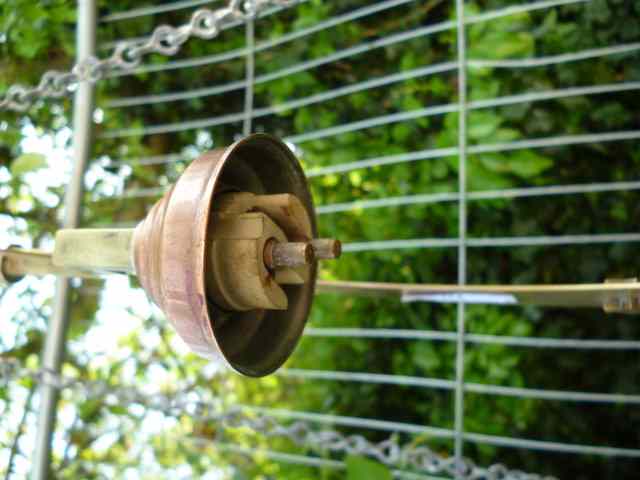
top-left (265, 240), bottom-right (315, 269)
top-left (311, 238), bottom-right (342, 260)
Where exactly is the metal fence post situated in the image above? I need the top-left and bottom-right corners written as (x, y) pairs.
top-left (31, 1), bottom-right (96, 478)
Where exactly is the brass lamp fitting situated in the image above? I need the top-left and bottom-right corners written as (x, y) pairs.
top-left (0, 135), bottom-right (342, 377)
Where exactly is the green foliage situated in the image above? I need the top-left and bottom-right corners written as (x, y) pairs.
top-left (346, 455), bottom-right (392, 480)
top-left (1, 0), bottom-right (640, 479)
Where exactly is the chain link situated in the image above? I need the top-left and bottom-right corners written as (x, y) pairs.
top-left (0, 0), bottom-right (300, 112)
top-left (0, 358), bottom-right (556, 480)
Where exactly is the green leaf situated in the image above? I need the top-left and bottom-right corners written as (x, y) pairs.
top-left (468, 111), bottom-right (502, 140)
top-left (346, 455), bottom-right (392, 480)
top-left (11, 153), bottom-right (47, 176)
top-left (508, 150), bottom-right (553, 178)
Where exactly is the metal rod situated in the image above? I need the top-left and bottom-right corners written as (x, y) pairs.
top-left (31, 1), bottom-right (96, 478)
top-left (100, 1), bottom-right (308, 51)
top-left (103, 0), bottom-right (421, 83)
top-left (280, 369), bottom-right (640, 404)
top-left (242, 15), bottom-right (254, 136)
top-left (340, 232), bottom-right (640, 253)
top-left (101, 76), bottom-right (640, 139)
top-left (306, 130), bottom-right (640, 178)
top-left (239, 404), bottom-right (640, 457)
top-left (468, 42), bottom-right (640, 69)
top-left (454, 0), bottom-right (468, 466)
top-left (311, 239), bottom-right (342, 260)
top-left (210, 441), bottom-right (450, 479)
top-left (316, 279), bottom-right (640, 310)
top-left (304, 327), bottom-right (640, 350)
top-left (0, 248), bottom-right (93, 280)
top-left (317, 178), bottom-right (640, 214)
top-left (285, 80), bottom-right (640, 144)
top-left (101, 0), bottom-right (587, 82)
top-left (265, 241), bottom-right (315, 269)
top-left (100, 0), bottom-right (219, 23)
top-left (52, 228), bottom-right (135, 273)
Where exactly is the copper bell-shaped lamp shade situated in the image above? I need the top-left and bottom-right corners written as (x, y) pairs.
top-left (132, 134), bottom-right (322, 376)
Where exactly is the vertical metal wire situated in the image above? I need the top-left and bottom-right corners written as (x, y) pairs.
top-left (453, 0), bottom-right (468, 472)
top-left (31, 1), bottom-right (96, 478)
top-left (243, 17), bottom-right (255, 136)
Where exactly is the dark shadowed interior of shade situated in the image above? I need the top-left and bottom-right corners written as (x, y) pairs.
top-left (205, 136), bottom-right (317, 377)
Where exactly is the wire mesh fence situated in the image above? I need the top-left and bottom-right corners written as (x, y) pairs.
top-left (2, 0), bottom-right (640, 478)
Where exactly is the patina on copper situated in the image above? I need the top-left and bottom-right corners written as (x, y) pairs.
top-left (132, 134), bottom-right (317, 377)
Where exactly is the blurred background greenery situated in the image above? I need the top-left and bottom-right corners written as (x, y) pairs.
top-left (1, 0), bottom-right (639, 478)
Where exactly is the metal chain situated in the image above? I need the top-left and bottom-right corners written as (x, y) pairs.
top-left (0, 358), bottom-right (556, 480)
top-left (0, 0), bottom-right (300, 112)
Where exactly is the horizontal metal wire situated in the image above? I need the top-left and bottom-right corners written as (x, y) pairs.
top-left (466, 382), bottom-right (640, 404)
top-left (243, 405), bottom-right (640, 457)
top-left (107, 60), bottom-right (456, 110)
top-left (308, 148), bottom-right (459, 177)
top-left (109, 48), bottom-right (248, 79)
top-left (467, 233), bottom-right (640, 248)
top-left (106, 80), bottom-right (248, 108)
top-left (304, 328), bottom-right (640, 350)
top-left (471, 130), bottom-right (640, 155)
top-left (105, 0), bottom-right (587, 86)
top-left (342, 232), bottom-right (640, 253)
top-left (465, 0), bottom-right (587, 25)
top-left (102, 73), bottom-right (640, 138)
top-left (281, 369), bottom-right (456, 390)
top-left (106, 0), bottom-right (418, 79)
top-left (463, 433), bottom-right (640, 458)
top-left (467, 180), bottom-right (640, 201)
top-left (107, 139), bottom-right (448, 171)
top-left (317, 192), bottom-right (459, 214)
top-left (106, 0), bottom-right (585, 108)
top-left (102, 111), bottom-right (246, 138)
top-left (316, 180), bottom-right (640, 214)
top-left (283, 104), bottom-right (458, 145)
top-left (307, 129), bottom-right (640, 177)
top-left (285, 80), bottom-right (640, 145)
top-left (97, 167), bottom-right (640, 223)
top-left (256, 62), bottom-right (455, 115)
top-left (280, 369), bottom-right (640, 404)
top-left (108, 126), bottom-right (640, 198)
top-left (114, 0), bottom-right (423, 82)
top-left (106, 152), bottom-right (188, 168)
top-left (101, 0), bottom-right (308, 51)
top-left (213, 441), bottom-right (449, 480)
top-left (471, 80), bottom-right (640, 111)
top-left (102, 27), bottom-right (456, 115)
top-left (246, 404), bottom-right (455, 438)
top-left (103, 64), bottom-right (457, 133)
top-left (338, 237), bottom-right (459, 254)
top-left (100, 0), bottom-right (220, 23)
top-left (468, 42), bottom-right (640, 69)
